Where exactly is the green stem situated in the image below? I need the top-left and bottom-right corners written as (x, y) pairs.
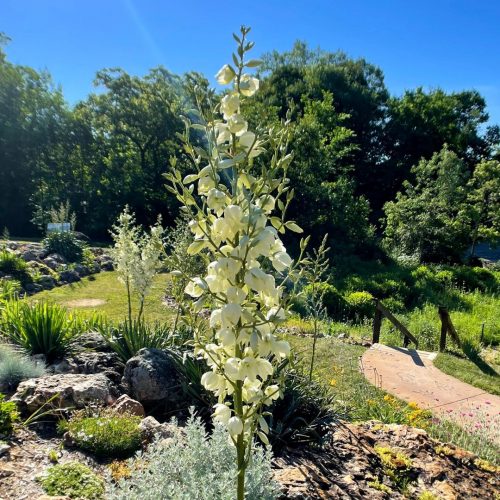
top-left (137, 295), bottom-right (145, 323)
top-left (236, 431), bottom-right (246, 500)
top-left (309, 316), bottom-right (318, 381)
top-left (126, 277), bottom-right (132, 325)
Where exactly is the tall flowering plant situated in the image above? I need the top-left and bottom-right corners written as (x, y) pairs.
top-left (166, 26), bottom-right (308, 499)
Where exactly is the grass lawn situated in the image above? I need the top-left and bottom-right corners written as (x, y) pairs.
top-left (434, 352), bottom-right (500, 396)
top-left (33, 271), bottom-right (173, 323)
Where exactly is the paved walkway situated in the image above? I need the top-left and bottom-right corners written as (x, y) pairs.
top-left (362, 343), bottom-right (500, 444)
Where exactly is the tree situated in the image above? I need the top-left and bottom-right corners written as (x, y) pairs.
top-left (383, 88), bottom-right (491, 197)
top-left (465, 160), bottom-right (500, 257)
top-left (383, 147), bottom-right (470, 263)
top-left (0, 38), bottom-right (69, 235)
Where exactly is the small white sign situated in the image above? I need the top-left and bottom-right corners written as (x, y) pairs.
top-left (47, 222), bottom-right (71, 233)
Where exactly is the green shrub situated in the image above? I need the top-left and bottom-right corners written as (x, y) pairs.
top-left (268, 369), bottom-right (337, 452)
top-left (345, 291), bottom-right (375, 322)
top-left (381, 297), bottom-right (406, 314)
top-left (0, 393), bottom-right (19, 435)
top-left (0, 250), bottom-right (31, 284)
top-left (0, 343), bottom-right (45, 391)
top-left (452, 266), bottom-right (498, 293)
top-left (43, 231), bottom-right (85, 263)
top-left (61, 409), bottom-right (142, 458)
top-left (0, 278), bottom-right (21, 301)
top-left (303, 282), bottom-right (346, 319)
top-left (98, 320), bottom-right (172, 362)
top-left (434, 269), bottom-right (454, 287)
top-left (0, 300), bottom-right (80, 360)
top-left (39, 461), bottom-right (105, 499)
top-left (107, 414), bottom-right (278, 500)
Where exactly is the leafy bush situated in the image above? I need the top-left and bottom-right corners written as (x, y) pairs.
top-left (107, 414), bottom-right (278, 500)
top-left (0, 278), bottom-right (21, 301)
top-left (43, 231), bottom-right (85, 263)
top-left (0, 343), bottom-right (45, 391)
top-left (0, 249), bottom-right (31, 284)
top-left (61, 409), bottom-right (142, 458)
top-left (0, 393), bottom-right (19, 435)
top-left (39, 461), bottom-right (105, 499)
top-left (381, 297), bottom-right (406, 314)
top-left (268, 369), bottom-right (337, 452)
top-left (98, 320), bottom-right (172, 362)
top-left (0, 300), bottom-right (81, 360)
top-left (303, 282), bottom-right (346, 318)
top-left (345, 291), bottom-right (375, 322)
top-left (451, 266), bottom-right (499, 292)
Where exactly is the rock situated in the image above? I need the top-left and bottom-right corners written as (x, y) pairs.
top-left (138, 415), bottom-right (162, 440)
top-left (42, 257), bottom-right (59, 270)
top-left (23, 283), bottom-right (43, 294)
top-left (47, 253), bottom-right (66, 264)
top-left (111, 394), bottom-right (145, 417)
top-left (73, 264), bottom-right (90, 277)
top-left (10, 373), bottom-right (115, 414)
top-left (0, 443), bottom-right (10, 456)
top-left (37, 275), bottom-right (56, 290)
top-left (59, 269), bottom-right (80, 283)
top-left (100, 257), bottom-right (114, 271)
top-left (139, 416), bottom-right (177, 441)
top-left (50, 358), bottom-right (79, 374)
top-left (20, 249), bottom-right (39, 262)
top-left (71, 331), bottom-right (111, 352)
top-left (73, 231), bottom-right (90, 242)
top-left (122, 348), bottom-right (183, 404)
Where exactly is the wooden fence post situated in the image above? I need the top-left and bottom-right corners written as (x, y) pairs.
top-left (373, 300), bottom-right (382, 344)
top-left (438, 306), bottom-right (461, 351)
top-left (438, 306), bottom-right (447, 352)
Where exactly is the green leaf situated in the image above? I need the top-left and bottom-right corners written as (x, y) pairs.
top-left (285, 221), bottom-right (303, 233)
top-left (183, 174), bottom-right (199, 184)
top-left (187, 241), bottom-right (205, 255)
top-left (245, 59), bottom-right (263, 68)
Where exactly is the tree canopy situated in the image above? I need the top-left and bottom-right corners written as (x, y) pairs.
top-left (0, 37), bottom-right (498, 264)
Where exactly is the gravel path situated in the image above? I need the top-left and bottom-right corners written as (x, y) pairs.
top-left (362, 343), bottom-right (500, 444)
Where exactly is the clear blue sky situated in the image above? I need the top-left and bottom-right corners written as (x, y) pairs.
top-left (3, 0), bottom-right (500, 124)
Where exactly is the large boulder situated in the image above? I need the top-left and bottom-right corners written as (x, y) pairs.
top-left (122, 348), bottom-right (183, 405)
top-left (10, 373), bottom-right (115, 414)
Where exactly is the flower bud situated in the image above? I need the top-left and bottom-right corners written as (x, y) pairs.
top-left (227, 416), bottom-right (243, 436)
top-left (216, 64), bottom-right (236, 85)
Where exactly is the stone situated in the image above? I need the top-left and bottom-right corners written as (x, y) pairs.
top-left (73, 264), bottom-right (90, 277)
top-left (122, 348), bottom-right (184, 404)
top-left (100, 257), bottom-right (114, 271)
top-left (23, 283), bottom-right (43, 294)
top-left (37, 275), bottom-right (56, 290)
top-left (0, 443), bottom-right (10, 456)
top-left (71, 331), bottom-right (111, 352)
top-left (139, 416), bottom-right (177, 441)
top-left (42, 257), bottom-right (59, 270)
top-left (112, 394), bottom-right (145, 417)
top-left (10, 373), bottom-right (115, 414)
top-left (20, 250), bottom-right (39, 262)
top-left (47, 253), bottom-right (66, 264)
top-left (59, 269), bottom-right (80, 283)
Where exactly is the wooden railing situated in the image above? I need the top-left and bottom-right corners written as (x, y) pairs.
top-left (372, 299), bottom-right (419, 349)
top-left (372, 300), bottom-right (462, 352)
